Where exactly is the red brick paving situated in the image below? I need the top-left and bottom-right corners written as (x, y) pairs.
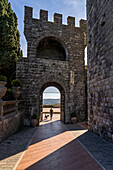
top-left (16, 121), bottom-right (102, 170)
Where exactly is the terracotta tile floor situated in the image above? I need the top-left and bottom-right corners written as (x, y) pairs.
top-left (16, 120), bottom-right (102, 170)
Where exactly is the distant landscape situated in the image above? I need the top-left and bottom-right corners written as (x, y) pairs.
top-left (43, 99), bottom-right (60, 105)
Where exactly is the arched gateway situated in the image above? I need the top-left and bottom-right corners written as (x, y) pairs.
top-left (39, 82), bottom-right (65, 122)
top-left (16, 6), bottom-right (87, 124)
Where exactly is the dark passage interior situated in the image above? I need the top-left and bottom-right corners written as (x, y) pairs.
top-left (36, 37), bottom-right (66, 61)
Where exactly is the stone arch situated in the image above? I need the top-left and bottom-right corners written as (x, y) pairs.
top-left (33, 34), bottom-right (68, 61)
top-left (36, 36), bottom-right (68, 61)
top-left (39, 81), bottom-right (65, 123)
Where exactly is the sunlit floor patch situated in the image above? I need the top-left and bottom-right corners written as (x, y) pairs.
top-left (40, 114), bottom-right (61, 125)
top-left (16, 121), bottom-right (102, 170)
top-left (0, 152), bottom-right (23, 170)
top-left (70, 130), bottom-right (88, 138)
top-left (16, 131), bottom-right (75, 169)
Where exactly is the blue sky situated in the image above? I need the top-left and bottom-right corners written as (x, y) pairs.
top-left (43, 87), bottom-right (60, 99)
top-left (9, 0), bottom-right (86, 57)
top-left (9, 0), bottom-right (86, 98)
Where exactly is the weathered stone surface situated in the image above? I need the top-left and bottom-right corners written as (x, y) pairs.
top-left (87, 0), bottom-right (113, 140)
top-left (0, 127), bottom-right (37, 170)
top-left (0, 112), bottom-right (23, 143)
top-left (17, 7), bottom-right (87, 123)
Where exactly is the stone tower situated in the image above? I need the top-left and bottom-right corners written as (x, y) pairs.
top-left (17, 6), bottom-right (86, 123)
top-left (87, 0), bottom-right (113, 140)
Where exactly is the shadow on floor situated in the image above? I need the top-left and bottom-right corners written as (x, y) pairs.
top-left (1, 120), bottom-right (113, 170)
top-left (25, 122), bottom-right (113, 170)
top-left (0, 120), bottom-right (71, 161)
top-left (67, 124), bottom-right (113, 170)
top-left (26, 136), bottom-right (101, 170)
top-left (0, 127), bottom-right (37, 161)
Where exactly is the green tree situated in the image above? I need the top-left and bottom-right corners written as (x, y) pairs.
top-left (0, 0), bottom-right (22, 84)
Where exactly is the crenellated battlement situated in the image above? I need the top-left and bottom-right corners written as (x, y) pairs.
top-left (24, 6), bottom-right (86, 28)
top-left (80, 19), bottom-right (87, 32)
top-left (40, 9), bottom-right (48, 21)
top-left (54, 13), bottom-right (62, 24)
top-left (25, 6), bottom-right (33, 20)
top-left (67, 16), bottom-right (75, 27)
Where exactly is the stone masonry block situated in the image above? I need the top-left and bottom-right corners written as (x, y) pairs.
top-left (54, 13), bottom-right (62, 24)
top-left (67, 16), bottom-right (75, 27)
top-left (24, 6), bottom-right (33, 20)
top-left (40, 9), bottom-right (48, 21)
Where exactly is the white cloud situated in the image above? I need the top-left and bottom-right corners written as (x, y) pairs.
top-left (43, 93), bottom-right (60, 99)
top-left (61, 0), bottom-right (86, 26)
top-left (43, 87), bottom-right (60, 99)
top-left (63, 0), bottom-right (78, 7)
top-left (44, 87), bottom-right (60, 93)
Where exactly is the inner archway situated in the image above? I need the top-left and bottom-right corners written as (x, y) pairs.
top-left (36, 37), bottom-right (68, 61)
top-left (39, 82), bottom-right (65, 123)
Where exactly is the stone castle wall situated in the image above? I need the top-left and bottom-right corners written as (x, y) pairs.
top-left (0, 112), bottom-right (23, 143)
top-left (87, 0), bottom-right (113, 140)
top-left (17, 6), bottom-right (86, 123)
